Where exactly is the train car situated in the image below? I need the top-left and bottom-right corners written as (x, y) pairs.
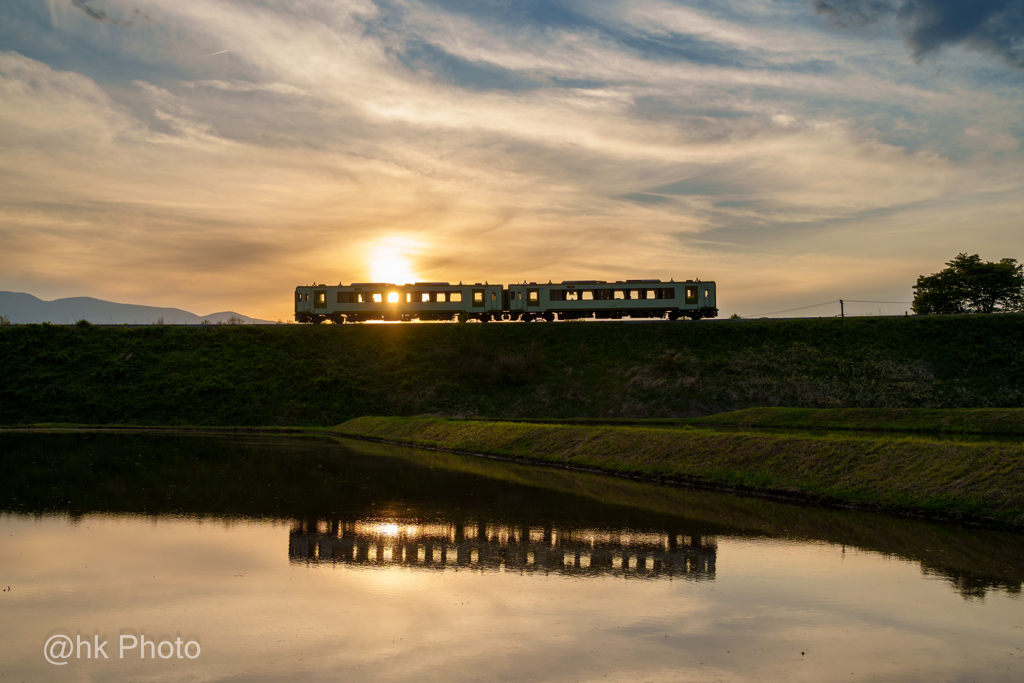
top-left (296, 279), bottom-right (717, 323)
top-left (295, 282), bottom-right (503, 323)
top-left (508, 279), bottom-right (716, 321)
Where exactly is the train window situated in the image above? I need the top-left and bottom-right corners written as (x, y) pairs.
top-left (527, 289), bottom-right (539, 305)
top-left (646, 290), bottom-right (656, 300)
top-left (596, 290), bottom-right (613, 300)
top-left (704, 288), bottom-right (710, 299)
top-left (305, 294), bottom-right (309, 302)
top-left (565, 290), bottom-right (577, 301)
top-left (451, 292), bottom-right (462, 302)
top-left (372, 293), bottom-right (383, 303)
top-left (297, 293), bottom-right (302, 302)
top-left (491, 292), bottom-right (497, 302)
top-left (685, 287), bottom-right (698, 304)
top-left (420, 293), bottom-right (429, 302)
top-left (614, 290), bottom-right (625, 300)
top-left (660, 288), bottom-right (675, 300)
top-left (581, 291), bottom-right (593, 300)
top-left (637, 290), bottom-right (646, 300)
top-left (472, 290), bottom-right (484, 307)
top-left (406, 293), bottom-right (412, 303)
top-left (316, 293), bottom-right (325, 304)
top-left (387, 292), bottom-right (399, 303)
top-left (550, 290), bottom-right (564, 301)
top-left (357, 293), bottom-right (365, 303)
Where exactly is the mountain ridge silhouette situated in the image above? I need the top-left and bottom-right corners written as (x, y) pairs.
top-left (0, 292), bottom-right (273, 324)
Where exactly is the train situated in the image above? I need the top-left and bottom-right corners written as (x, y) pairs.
top-left (295, 279), bottom-right (717, 323)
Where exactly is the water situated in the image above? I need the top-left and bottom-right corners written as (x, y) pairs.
top-left (1, 432), bottom-right (1022, 682)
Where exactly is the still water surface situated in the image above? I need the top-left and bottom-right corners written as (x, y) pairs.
top-left (1, 432), bottom-right (1022, 682)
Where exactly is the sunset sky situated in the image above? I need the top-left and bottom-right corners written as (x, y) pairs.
top-left (1, 0), bottom-right (1021, 320)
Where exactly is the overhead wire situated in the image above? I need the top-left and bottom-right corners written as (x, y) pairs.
top-left (744, 300), bottom-right (839, 317)
top-left (743, 299), bottom-right (913, 318)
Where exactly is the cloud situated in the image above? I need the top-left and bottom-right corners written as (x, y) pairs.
top-left (70, 0), bottom-right (135, 27)
top-left (813, 0), bottom-right (1024, 68)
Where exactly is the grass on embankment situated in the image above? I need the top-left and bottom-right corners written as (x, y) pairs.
top-left (1, 312), bottom-right (1022, 425)
top-left (693, 407), bottom-right (1024, 435)
top-left (334, 416), bottom-right (1024, 528)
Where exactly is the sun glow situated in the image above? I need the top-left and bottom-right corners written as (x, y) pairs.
top-left (368, 237), bottom-right (421, 285)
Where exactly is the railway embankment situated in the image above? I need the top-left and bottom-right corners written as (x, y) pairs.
top-left (0, 313), bottom-right (1022, 425)
top-left (331, 416), bottom-right (1024, 528)
top-left (691, 406), bottom-right (1024, 434)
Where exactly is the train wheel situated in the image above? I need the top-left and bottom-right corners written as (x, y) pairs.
top-left (543, 312), bottom-right (555, 323)
top-left (480, 313), bottom-right (491, 323)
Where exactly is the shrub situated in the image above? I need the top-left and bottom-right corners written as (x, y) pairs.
top-left (74, 319), bottom-right (92, 328)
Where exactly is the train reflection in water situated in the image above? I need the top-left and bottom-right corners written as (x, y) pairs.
top-left (289, 519), bottom-right (716, 580)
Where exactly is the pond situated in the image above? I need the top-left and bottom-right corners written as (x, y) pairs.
top-left (1, 431), bottom-right (1022, 682)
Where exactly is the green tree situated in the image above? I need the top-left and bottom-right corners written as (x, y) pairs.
top-left (912, 253), bottom-right (1024, 315)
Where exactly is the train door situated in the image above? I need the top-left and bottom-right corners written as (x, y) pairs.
top-left (701, 283), bottom-right (715, 309)
top-left (295, 289), bottom-right (313, 313)
top-left (508, 287), bottom-right (525, 312)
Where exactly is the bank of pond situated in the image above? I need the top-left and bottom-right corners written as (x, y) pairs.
top-left (332, 409), bottom-right (1024, 529)
top-left (7, 406), bottom-right (1024, 529)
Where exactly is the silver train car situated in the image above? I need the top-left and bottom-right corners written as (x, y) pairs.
top-left (295, 279), bottom-right (717, 323)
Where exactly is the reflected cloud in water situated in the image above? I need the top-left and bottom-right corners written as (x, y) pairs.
top-left (1, 430), bottom-right (1022, 601)
top-left (3, 431), bottom-right (1024, 682)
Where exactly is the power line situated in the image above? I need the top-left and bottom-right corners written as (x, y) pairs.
top-left (745, 300), bottom-right (839, 317)
top-left (743, 299), bottom-right (913, 318)
top-left (843, 300), bottom-right (912, 304)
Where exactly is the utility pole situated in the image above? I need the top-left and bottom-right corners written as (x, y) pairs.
top-left (840, 300), bottom-right (844, 318)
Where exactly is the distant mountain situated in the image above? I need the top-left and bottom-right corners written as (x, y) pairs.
top-left (0, 292), bottom-right (274, 325)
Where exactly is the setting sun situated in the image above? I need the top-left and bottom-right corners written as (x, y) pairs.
top-left (368, 237), bottom-right (421, 285)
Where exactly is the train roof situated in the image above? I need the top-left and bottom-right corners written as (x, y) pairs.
top-left (298, 279), bottom-right (714, 288)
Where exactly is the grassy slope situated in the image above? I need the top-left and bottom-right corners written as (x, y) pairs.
top-left (694, 407), bottom-right (1024, 434)
top-left (333, 416), bottom-right (1024, 527)
top-left (0, 313), bottom-right (1022, 425)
